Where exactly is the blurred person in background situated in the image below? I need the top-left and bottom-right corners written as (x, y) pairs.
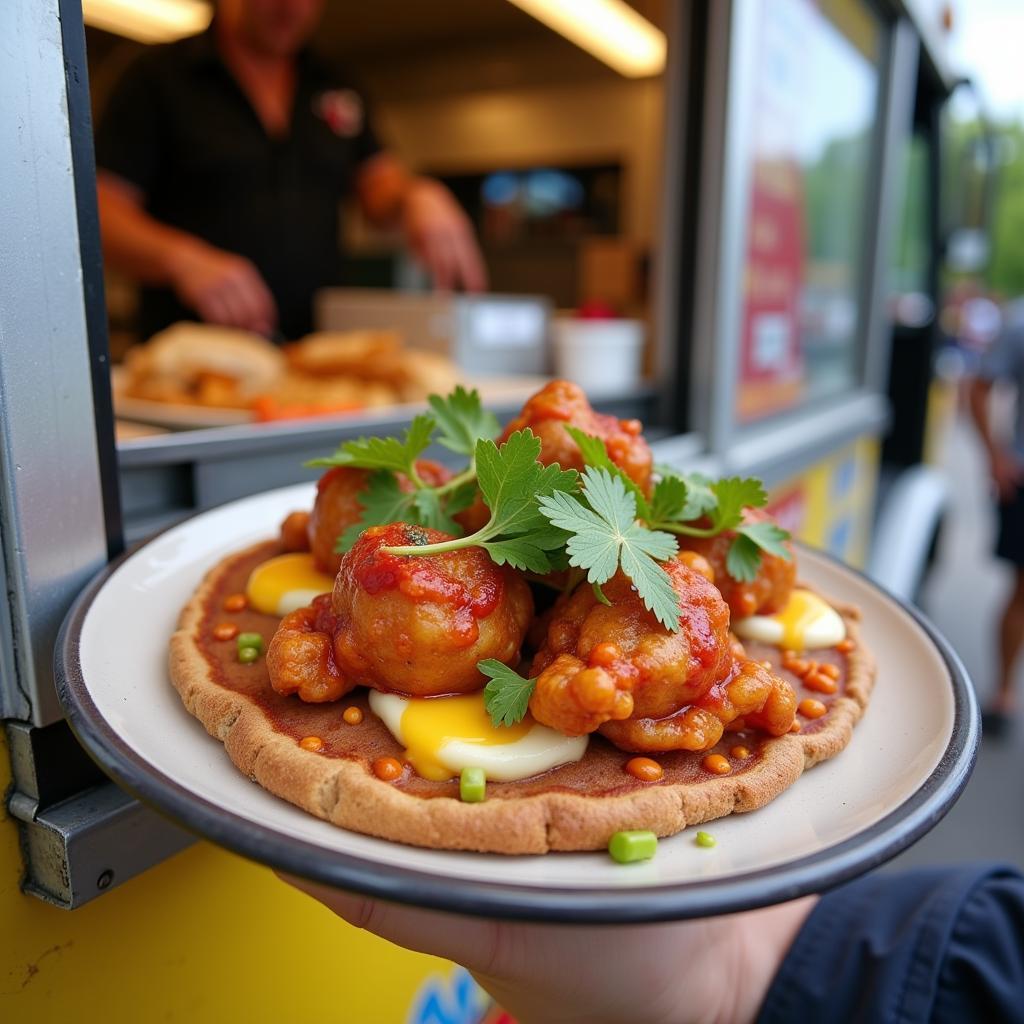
top-left (94, 0), bottom-right (486, 342)
top-left (969, 297), bottom-right (1024, 734)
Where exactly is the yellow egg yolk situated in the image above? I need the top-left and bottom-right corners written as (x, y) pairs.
top-left (399, 693), bottom-right (533, 781)
top-left (772, 589), bottom-right (836, 650)
top-left (246, 553), bottom-right (335, 616)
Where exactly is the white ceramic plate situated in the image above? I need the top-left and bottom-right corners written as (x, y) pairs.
top-left (56, 484), bottom-right (978, 923)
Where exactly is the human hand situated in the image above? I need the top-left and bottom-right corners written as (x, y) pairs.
top-left (280, 875), bottom-right (816, 1024)
top-left (991, 447), bottom-right (1023, 502)
top-left (169, 241), bottom-right (278, 336)
top-left (402, 179), bottom-right (488, 293)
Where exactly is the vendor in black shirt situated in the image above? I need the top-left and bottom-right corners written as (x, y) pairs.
top-left (95, 0), bottom-right (486, 341)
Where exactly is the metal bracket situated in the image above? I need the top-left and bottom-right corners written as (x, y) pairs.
top-left (5, 720), bottom-right (193, 909)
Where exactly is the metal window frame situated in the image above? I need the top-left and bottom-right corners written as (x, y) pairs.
top-left (685, 0), bottom-right (921, 478)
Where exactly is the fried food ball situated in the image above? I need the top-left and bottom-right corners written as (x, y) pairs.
top-left (266, 593), bottom-right (357, 703)
top-left (529, 559), bottom-right (733, 737)
top-left (680, 508), bottom-right (796, 618)
top-left (528, 559), bottom-right (796, 750)
top-left (305, 460), bottom-right (453, 575)
top-left (279, 510), bottom-right (312, 552)
top-left (329, 522), bottom-right (533, 697)
top-left (501, 380), bottom-right (653, 492)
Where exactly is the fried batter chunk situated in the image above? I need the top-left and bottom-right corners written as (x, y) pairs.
top-left (528, 558), bottom-right (796, 750)
top-left (301, 460), bottom-right (453, 575)
top-left (266, 593), bottom-right (356, 703)
top-left (501, 380), bottom-right (653, 492)
top-left (329, 523), bottom-right (533, 697)
top-left (680, 508), bottom-right (796, 618)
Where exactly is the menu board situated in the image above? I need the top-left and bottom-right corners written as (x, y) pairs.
top-left (737, 0), bottom-right (881, 423)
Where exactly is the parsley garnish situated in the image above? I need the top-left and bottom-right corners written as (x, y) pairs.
top-left (307, 414), bottom-right (436, 483)
top-left (565, 433), bottom-right (791, 583)
top-left (428, 386), bottom-right (500, 456)
top-left (538, 468), bottom-right (680, 631)
top-left (479, 660), bottom-right (537, 727)
top-left (381, 430), bottom-right (578, 574)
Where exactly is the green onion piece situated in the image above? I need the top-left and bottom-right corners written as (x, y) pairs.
top-left (237, 632), bottom-right (263, 653)
top-left (608, 830), bottom-right (658, 864)
top-left (238, 645), bottom-right (260, 664)
top-left (459, 766), bottom-right (486, 803)
top-left (695, 831), bottom-right (716, 848)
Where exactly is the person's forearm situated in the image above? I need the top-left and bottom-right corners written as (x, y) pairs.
top-left (96, 176), bottom-right (208, 285)
top-left (355, 152), bottom-right (416, 228)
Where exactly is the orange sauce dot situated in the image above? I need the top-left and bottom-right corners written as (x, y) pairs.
top-left (730, 745), bottom-right (751, 759)
top-left (343, 706), bottom-right (364, 726)
top-left (798, 698), bottom-right (828, 719)
top-left (836, 639), bottom-right (855, 654)
top-left (820, 662), bottom-right (841, 680)
top-left (299, 736), bottom-right (324, 753)
top-left (786, 659), bottom-right (809, 677)
top-left (223, 593), bottom-right (248, 613)
top-left (703, 753), bottom-right (731, 775)
top-left (373, 756), bottom-right (403, 782)
top-left (625, 756), bottom-right (664, 782)
top-left (805, 673), bottom-right (838, 695)
top-left (212, 622), bottom-right (239, 641)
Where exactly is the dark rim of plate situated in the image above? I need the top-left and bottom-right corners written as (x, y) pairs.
top-left (54, 506), bottom-right (980, 924)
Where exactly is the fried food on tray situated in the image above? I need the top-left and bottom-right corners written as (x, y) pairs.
top-left (286, 332), bottom-right (461, 402)
top-left (118, 323), bottom-right (465, 417)
top-left (501, 379), bottom-right (653, 492)
top-left (268, 523), bottom-right (533, 699)
top-left (122, 322), bottom-right (286, 408)
top-left (680, 508), bottom-right (797, 618)
top-left (528, 554), bottom-right (796, 751)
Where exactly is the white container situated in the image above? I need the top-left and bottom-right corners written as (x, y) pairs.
top-left (551, 318), bottom-right (645, 396)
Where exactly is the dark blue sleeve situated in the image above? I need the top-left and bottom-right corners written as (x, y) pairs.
top-left (756, 865), bottom-right (1024, 1024)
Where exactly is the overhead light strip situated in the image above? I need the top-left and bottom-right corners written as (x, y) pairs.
top-left (82, 0), bottom-right (212, 45)
top-left (506, 0), bottom-right (666, 78)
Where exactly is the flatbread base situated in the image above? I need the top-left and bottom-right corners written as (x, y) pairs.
top-left (169, 544), bottom-right (875, 854)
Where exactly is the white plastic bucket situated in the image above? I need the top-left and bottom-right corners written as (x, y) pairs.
top-left (551, 318), bottom-right (644, 396)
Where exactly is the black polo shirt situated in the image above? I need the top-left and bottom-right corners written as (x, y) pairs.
top-left (95, 27), bottom-right (381, 340)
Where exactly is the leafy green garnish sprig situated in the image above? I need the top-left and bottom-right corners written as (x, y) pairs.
top-left (305, 387), bottom-right (498, 552)
top-left (381, 430), bottom-right (578, 575)
top-left (562, 431), bottom-right (792, 584)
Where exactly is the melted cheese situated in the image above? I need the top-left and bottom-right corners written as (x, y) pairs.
top-left (246, 553), bottom-right (335, 616)
top-left (368, 690), bottom-right (589, 782)
top-left (733, 588), bottom-right (845, 651)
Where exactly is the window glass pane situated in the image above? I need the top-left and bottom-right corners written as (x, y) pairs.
top-left (737, 0), bottom-right (881, 423)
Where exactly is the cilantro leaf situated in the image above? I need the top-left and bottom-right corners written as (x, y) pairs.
top-left (443, 478), bottom-right (480, 518)
top-left (563, 426), bottom-right (652, 519)
top-left (724, 522), bottom-right (791, 583)
top-left (538, 468), bottom-right (680, 630)
top-left (428, 386), bottom-right (500, 456)
top-left (678, 473), bottom-right (718, 521)
top-left (334, 471), bottom-right (415, 553)
top-left (725, 533), bottom-right (761, 583)
top-left (479, 660), bottom-right (536, 727)
top-left (411, 489), bottom-right (463, 536)
top-left (475, 430), bottom-right (579, 537)
top-left (307, 414), bottom-right (436, 477)
top-left (648, 474), bottom-right (689, 523)
top-left (709, 477), bottom-right (768, 532)
top-left (735, 520), bottom-right (792, 560)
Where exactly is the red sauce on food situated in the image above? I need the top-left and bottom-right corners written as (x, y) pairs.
top-left (350, 523), bottom-right (502, 620)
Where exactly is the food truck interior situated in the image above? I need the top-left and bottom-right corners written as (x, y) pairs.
top-left (1, 0), bottom-right (979, 1018)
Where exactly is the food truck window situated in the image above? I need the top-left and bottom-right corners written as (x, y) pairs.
top-left (735, 0), bottom-right (883, 425)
